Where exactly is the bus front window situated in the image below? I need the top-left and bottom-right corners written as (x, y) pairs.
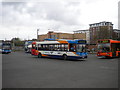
top-left (76, 44), bottom-right (86, 52)
top-left (98, 43), bottom-right (110, 52)
top-left (3, 44), bottom-right (11, 49)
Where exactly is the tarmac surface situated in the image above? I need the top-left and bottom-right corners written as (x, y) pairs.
top-left (2, 51), bottom-right (118, 88)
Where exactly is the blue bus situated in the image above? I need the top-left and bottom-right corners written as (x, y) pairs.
top-left (31, 39), bottom-right (88, 60)
top-left (0, 41), bottom-right (12, 54)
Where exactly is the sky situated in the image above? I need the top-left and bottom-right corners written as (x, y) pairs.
top-left (0, 0), bottom-right (119, 40)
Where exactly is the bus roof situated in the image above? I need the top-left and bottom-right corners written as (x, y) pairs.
top-left (32, 39), bottom-right (87, 44)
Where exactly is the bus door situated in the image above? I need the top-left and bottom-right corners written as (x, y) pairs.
top-left (69, 44), bottom-right (76, 52)
top-left (116, 43), bottom-right (120, 57)
top-left (111, 43), bottom-right (117, 57)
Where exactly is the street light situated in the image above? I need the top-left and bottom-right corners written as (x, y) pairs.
top-left (37, 29), bottom-right (39, 40)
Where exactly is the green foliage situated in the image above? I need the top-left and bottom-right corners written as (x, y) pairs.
top-left (11, 38), bottom-right (25, 46)
top-left (98, 26), bottom-right (112, 39)
top-left (14, 41), bottom-right (24, 46)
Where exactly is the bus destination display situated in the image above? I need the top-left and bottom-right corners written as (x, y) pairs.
top-left (98, 40), bottom-right (110, 43)
top-left (78, 40), bottom-right (86, 44)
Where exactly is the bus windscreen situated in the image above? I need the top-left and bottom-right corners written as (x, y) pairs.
top-left (98, 43), bottom-right (110, 52)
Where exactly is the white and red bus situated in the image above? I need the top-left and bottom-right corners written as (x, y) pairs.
top-left (31, 39), bottom-right (88, 60)
top-left (97, 39), bottom-right (120, 58)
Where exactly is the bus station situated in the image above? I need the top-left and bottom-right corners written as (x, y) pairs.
top-left (1, 38), bottom-right (119, 89)
top-left (1, 1), bottom-right (120, 89)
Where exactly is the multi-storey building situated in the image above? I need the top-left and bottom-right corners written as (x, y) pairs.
top-left (113, 29), bottom-right (120, 39)
top-left (89, 21), bottom-right (113, 44)
top-left (38, 31), bottom-right (86, 41)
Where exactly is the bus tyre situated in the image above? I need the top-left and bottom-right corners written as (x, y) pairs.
top-left (63, 54), bottom-right (67, 60)
top-left (38, 53), bottom-right (42, 58)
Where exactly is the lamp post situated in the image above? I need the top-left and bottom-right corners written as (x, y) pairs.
top-left (37, 29), bottom-right (39, 41)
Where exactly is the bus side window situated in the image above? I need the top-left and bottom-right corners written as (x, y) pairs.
top-left (116, 44), bottom-right (120, 51)
top-left (45, 45), bottom-right (48, 50)
top-left (65, 44), bottom-right (68, 51)
top-left (61, 44), bottom-right (64, 51)
top-left (56, 44), bottom-right (59, 51)
top-left (49, 45), bottom-right (52, 51)
top-left (47, 45), bottom-right (49, 51)
top-left (48, 45), bottom-right (51, 51)
top-left (40, 45), bottom-right (43, 50)
top-left (38, 44), bottom-right (41, 50)
top-left (58, 44), bottom-right (61, 51)
top-left (54, 44), bottom-right (57, 51)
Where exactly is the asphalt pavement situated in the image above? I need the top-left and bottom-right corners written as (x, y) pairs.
top-left (2, 51), bottom-right (118, 88)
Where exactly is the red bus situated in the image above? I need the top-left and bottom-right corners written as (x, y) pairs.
top-left (97, 39), bottom-right (120, 58)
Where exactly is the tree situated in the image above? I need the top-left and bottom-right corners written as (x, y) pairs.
top-left (97, 26), bottom-right (112, 39)
top-left (11, 38), bottom-right (24, 46)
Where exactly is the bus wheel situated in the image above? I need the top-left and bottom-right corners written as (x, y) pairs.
top-left (63, 54), bottom-right (67, 60)
top-left (38, 53), bottom-right (42, 58)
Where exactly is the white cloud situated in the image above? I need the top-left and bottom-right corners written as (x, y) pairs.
top-left (77, 0), bottom-right (119, 29)
top-left (0, 0), bottom-right (119, 40)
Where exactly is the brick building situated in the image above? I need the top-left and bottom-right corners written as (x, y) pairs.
top-left (73, 30), bottom-right (89, 43)
top-left (38, 31), bottom-right (86, 41)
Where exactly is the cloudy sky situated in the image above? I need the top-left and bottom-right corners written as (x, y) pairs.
top-left (0, 0), bottom-right (119, 40)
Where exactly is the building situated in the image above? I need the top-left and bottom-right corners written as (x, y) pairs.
top-left (89, 21), bottom-right (113, 44)
top-left (73, 29), bottom-right (90, 43)
top-left (113, 29), bottom-right (120, 39)
top-left (38, 31), bottom-right (86, 41)
top-left (118, 1), bottom-right (120, 30)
